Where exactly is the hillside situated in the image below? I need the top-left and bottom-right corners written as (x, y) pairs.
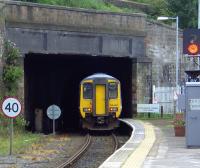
top-left (29, 0), bottom-right (144, 13)
top-left (20, 0), bottom-right (198, 29)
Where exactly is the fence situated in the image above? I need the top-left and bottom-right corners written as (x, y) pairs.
top-left (153, 86), bottom-right (176, 114)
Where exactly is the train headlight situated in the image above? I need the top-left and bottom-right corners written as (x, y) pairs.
top-left (109, 107), bottom-right (118, 112)
top-left (83, 108), bottom-right (92, 112)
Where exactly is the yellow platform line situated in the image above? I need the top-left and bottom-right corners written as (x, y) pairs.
top-left (122, 122), bottom-right (155, 168)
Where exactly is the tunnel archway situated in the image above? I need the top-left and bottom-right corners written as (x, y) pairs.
top-left (24, 54), bottom-right (133, 133)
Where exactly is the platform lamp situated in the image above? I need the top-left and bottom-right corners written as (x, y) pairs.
top-left (157, 16), bottom-right (179, 112)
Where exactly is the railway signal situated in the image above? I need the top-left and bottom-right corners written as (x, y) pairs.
top-left (183, 29), bottom-right (200, 56)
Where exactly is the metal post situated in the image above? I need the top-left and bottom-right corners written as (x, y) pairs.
top-left (176, 16), bottom-right (179, 91)
top-left (198, 0), bottom-right (200, 29)
top-left (175, 16), bottom-right (179, 113)
top-left (161, 106), bottom-right (163, 118)
top-left (9, 118), bottom-right (13, 155)
top-left (52, 106), bottom-right (55, 135)
top-left (198, 0), bottom-right (200, 68)
top-left (53, 119), bottom-right (55, 135)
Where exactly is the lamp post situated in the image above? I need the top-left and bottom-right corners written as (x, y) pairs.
top-left (157, 16), bottom-right (179, 112)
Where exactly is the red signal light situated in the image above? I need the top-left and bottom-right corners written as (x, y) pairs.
top-left (187, 43), bottom-right (199, 55)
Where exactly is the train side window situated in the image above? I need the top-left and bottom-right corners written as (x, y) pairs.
top-left (108, 82), bottom-right (118, 99)
top-left (83, 83), bottom-right (93, 99)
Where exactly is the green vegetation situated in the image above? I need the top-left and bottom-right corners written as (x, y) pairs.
top-left (21, 0), bottom-right (141, 13)
top-left (174, 118), bottom-right (185, 127)
top-left (0, 113), bottom-right (41, 155)
top-left (135, 113), bottom-right (173, 120)
top-left (2, 40), bottom-right (23, 95)
top-left (167, 0), bottom-right (198, 29)
top-left (0, 131), bottom-right (41, 155)
top-left (130, 0), bottom-right (198, 29)
top-left (39, 0), bottom-right (121, 12)
top-left (20, 0), bottom-right (198, 29)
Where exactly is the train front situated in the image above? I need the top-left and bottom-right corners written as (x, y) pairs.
top-left (79, 73), bottom-right (122, 130)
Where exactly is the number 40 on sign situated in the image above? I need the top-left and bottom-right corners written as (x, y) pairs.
top-left (2, 97), bottom-right (22, 118)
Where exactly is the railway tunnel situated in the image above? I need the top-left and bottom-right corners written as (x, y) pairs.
top-left (24, 53), bottom-right (133, 133)
top-left (2, 1), bottom-right (149, 134)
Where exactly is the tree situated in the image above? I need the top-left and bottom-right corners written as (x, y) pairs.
top-left (166, 0), bottom-right (198, 29)
top-left (148, 0), bottom-right (168, 18)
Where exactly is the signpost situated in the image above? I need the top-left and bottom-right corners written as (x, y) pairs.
top-left (1, 97), bottom-right (21, 155)
top-left (137, 104), bottom-right (160, 118)
top-left (137, 104), bottom-right (160, 113)
top-left (47, 105), bottom-right (61, 135)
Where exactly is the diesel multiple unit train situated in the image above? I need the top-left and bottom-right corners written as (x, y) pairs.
top-left (79, 73), bottom-right (122, 130)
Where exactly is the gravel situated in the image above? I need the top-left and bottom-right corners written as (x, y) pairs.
top-left (73, 133), bottom-right (129, 168)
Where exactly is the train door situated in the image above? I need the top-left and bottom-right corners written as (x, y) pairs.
top-left (95, 85), bottom-right (106, 115)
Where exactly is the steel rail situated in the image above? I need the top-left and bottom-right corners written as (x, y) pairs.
top-left (57, 133), bottom-right (91, 168)
top-left (112, 133), bottom-right (119, 152)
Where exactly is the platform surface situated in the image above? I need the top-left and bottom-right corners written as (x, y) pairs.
top-left (100, 119), bottom-right (200, 168)
top-left (99, 119), bottom-right (155, 168)
top-left (143, 120), bottom-right (200, 168)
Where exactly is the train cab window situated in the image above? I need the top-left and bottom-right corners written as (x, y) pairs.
top-left (83, 83), bottom-right (93, 99)
top-left (108, 82), bottom-right (118, 99)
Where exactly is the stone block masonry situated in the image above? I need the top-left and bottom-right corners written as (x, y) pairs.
top-left (0, 2), bottom-right (5, 60)
top-left (4, 1), bottom-right (146, 36)
top-left (0, 2), bottom-right (5, 97)
top-left (146, 20), bottom-right (183, 87)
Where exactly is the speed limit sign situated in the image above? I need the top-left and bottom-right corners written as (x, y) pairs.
top-left (2, 97), bottom-right (22, 118)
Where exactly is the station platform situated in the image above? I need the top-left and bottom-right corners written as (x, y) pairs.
top-left (99, 119), bottom-right (200, 168)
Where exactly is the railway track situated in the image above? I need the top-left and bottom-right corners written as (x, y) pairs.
top-left (57, 133), bottom-right (92, 168)
top-left (112, 133), bottom-right (119, 152)
top-left (72, 133), bottom-right (119, 168)
top-left (56, 133), bottom-right (118, 168)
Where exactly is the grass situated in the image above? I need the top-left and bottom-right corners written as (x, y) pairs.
top-left (0, 130), bottom-right (41, 155)
top-left (32, 0), bottom-right (143, 13)
top-left (0, 114), bottom-right (42, 156)
top-left (135, 113), bottom-right (174, 120)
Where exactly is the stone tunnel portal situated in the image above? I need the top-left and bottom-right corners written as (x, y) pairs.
top-left (24, 54), bottom-right (133, 133)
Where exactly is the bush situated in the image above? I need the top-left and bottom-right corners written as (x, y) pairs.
top-left (174, 119), bottom-right (185, 127)
top-left (2, 40), bottom-right (23, 95)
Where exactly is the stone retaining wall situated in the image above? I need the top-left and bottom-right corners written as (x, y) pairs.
top-left (4, 0), bottom-right (146, 36)
top-left (0, 2), bottom-right (5, 97)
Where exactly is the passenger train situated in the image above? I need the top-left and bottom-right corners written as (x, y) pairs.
top-left (79, 73), bottom-right (122, 130)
